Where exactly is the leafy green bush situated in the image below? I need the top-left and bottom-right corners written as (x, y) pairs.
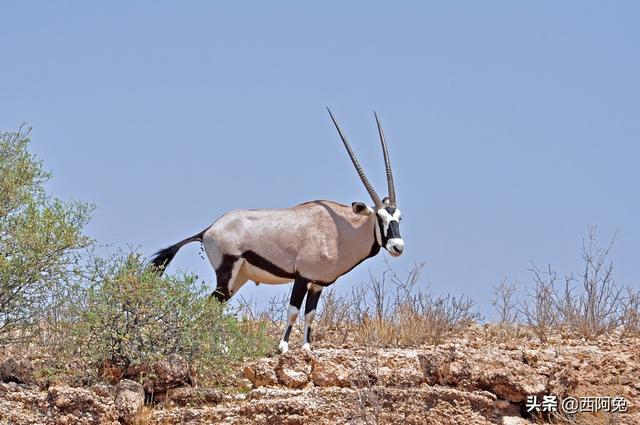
top-left (0, 128), bottom-right (92, 345)
top-left (75, 253), bottom-right (274, 384)
top-left (1, 127), bottom-right (275, 387)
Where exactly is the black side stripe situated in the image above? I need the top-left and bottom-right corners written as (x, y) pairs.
top-left (240, 240), bottom-right (380, 288)
top-left (241, 250), bottom-right (296, 279)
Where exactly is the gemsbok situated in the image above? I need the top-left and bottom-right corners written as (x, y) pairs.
top-left (150, 108), bottom-right (404, 353)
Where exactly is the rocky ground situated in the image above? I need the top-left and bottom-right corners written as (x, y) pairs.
top-left (1, 325), bottom-right (639, 424)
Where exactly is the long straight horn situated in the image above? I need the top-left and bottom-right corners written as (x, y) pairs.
top-left (374, 111), bottom-right (396, 206)
top-left (327, 107), bottom-right (383, 209)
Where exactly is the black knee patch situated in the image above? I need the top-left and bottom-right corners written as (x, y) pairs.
top-left (305, 289), bottom-right (322, 315)
top-left (283, 325), bottom-right (293, 342)
top-left (289, 278), bottom-right (308, 309)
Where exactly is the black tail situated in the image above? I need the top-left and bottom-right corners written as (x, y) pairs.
top-left (149, 228), bottom-right (206, 274)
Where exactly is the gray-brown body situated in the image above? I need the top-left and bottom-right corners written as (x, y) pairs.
top-left (203, 200), bottom-right (379, 297)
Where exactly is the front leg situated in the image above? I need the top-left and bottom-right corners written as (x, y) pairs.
top-left (278, 277), bottom-right (308, 354)
top-left (302, 283), bottom-right (323, 354)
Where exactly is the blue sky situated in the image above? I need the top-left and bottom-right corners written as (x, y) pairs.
top-left (1, 2), bottom-right (638, 317)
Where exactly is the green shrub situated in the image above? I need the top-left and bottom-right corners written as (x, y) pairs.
top-left (0, 128), bottom-right (92, 345)
top-left (72, 253), bottom-right (274, 384)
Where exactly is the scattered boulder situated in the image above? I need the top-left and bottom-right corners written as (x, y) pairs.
top-left (92, 384), bottom-right (113, 398)
top-left (0, 382), bottom-right (47, 424)
top-left (311, 357), bottom-right (351, 387)
top-left (154, 354), bottom-right (190, 391)
top-left (114, 379), bottom-right (144, 424)
top-left (167, 386), bottom-right (223, 407)
top-left (0, 357), bottom-right (34, 384)
top-left (276, 353), bottom-right (310, 388)
top-left (47, 384), bottom-right (118, 425)
top-left (244, 357), bottom-right (278, 387)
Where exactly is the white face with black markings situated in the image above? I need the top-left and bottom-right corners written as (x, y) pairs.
top-left (351, 201), bottom-right (405, 256)
top-left (376, 206), bottom-right (404, 256)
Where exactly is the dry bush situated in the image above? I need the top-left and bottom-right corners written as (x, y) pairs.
top-left (490, 278), bottom-right (521, 342)
top-left (563, 228), bottom-right (623, 337)
top-left (316, 288), bottom-right (352, 337)
top-left (532, 382), bottom-right (630, 425)
top-left (620, 287), bottom-right (640, 336)
top-left (130, 405), bottom-right (155, 425)
top-left (233, 291), bottom-right (288, 325)
top-left (350, 332), bottom-right (383, 425)
top-left (352, 348), bottom-right (383, 424)
top-left (520, 264), bottom-right (562, 343)
top-left (318, 260), bottom-right (480, 348)
top-left (493, 278), bottom-right (519, 325)
top-left (521, 227), bottom-right (627, 342)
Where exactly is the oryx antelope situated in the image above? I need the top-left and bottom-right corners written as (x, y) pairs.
top-left (150, 109), bottom-right (404, 354)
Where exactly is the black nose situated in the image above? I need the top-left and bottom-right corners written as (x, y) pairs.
top-left (389, 245), bottom-right (403, 255)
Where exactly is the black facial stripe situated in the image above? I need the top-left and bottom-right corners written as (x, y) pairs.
top-left (377, 217), bottom-right (389, 244)
top-left (377, 213), bottom-right (402, 247)
top-left (388, 220), bottom-right (401, 240)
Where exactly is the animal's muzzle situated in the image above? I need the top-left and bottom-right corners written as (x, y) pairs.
top-left (386, 238), bottom-right (404, 256)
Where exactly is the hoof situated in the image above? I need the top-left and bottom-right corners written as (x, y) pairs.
top-left (278, 340), bottom-right (289, 354)
top-left (301, 343), bottom-right (312, 355)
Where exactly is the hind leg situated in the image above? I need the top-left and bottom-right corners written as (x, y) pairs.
top-left (301, 283), bottom-right (323, 354)
top-left (212, 254), bottom-right (242, 302)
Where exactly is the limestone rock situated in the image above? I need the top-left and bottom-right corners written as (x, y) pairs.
top-left (47, 385), bottom-right (118, 425)
top-left (2, 323), bottom-right (640, 424)
top-left (0, 357), bottom-right (34, 384)
top-left (276, 353), bottom-right (310, 389)
top-left (0, 382), bottom-right (47, 424)
top-left (167, 386), bottom-right (223, 407)
top-left (419, 346), bottom-right (548, 402)
top-left (142, 354), bottom-right (192, 393)
top-left (311, 357), bottom-right (351, 387)
top-left (114, 379), bottom-right (144, 424)
top-left (244, 357), bottom-right (278, 387)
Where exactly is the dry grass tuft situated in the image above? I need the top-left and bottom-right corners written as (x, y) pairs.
top-left (317, 260), bottom-right (480, 348)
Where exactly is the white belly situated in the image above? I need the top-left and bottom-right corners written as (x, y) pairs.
top-left (241, 261), bottom-right (293, 285)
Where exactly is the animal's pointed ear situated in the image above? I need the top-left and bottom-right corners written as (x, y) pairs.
top-left (352, 202), bottom-right (374, 216)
